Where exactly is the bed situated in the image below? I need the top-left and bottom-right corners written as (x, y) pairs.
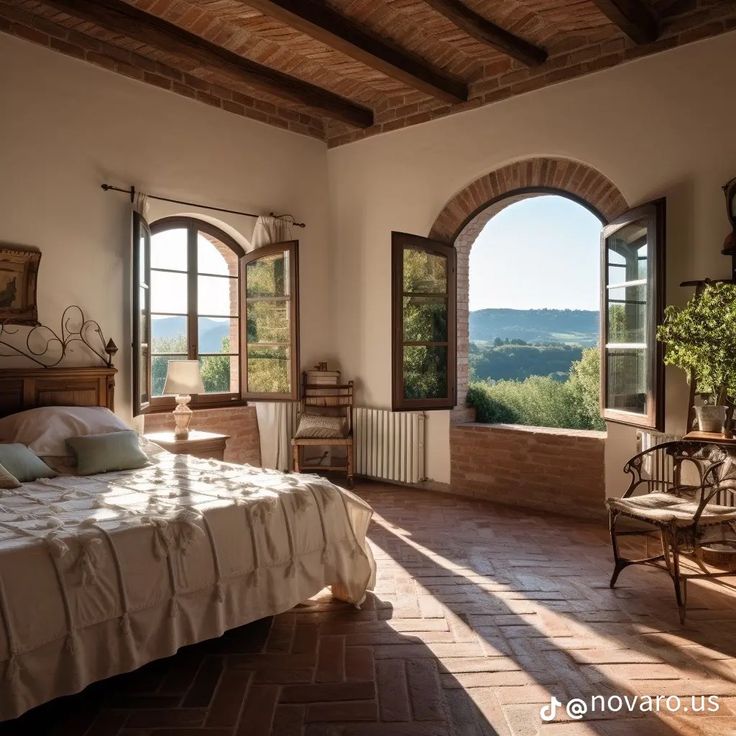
top-left (0, 365), bottom-right (376, 720)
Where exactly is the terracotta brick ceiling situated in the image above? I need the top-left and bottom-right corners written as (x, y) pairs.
top-left (1, 0), bottom-right (735, 145)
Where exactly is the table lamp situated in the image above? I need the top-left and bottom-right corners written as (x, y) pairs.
top-left (163, 360), bottom-right (205, 439)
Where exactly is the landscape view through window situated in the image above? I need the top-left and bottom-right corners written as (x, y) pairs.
top-left (467, 195), bottom-right (605, 430)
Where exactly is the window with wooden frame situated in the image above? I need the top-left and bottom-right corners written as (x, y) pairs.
top-left (133, 215), bottom-right (245, 414)
top-left (601, 199), bottom-right (666, 430)
top-left (243, 241), bottom-right (300, 401)
top-left (392, 231), bottom-right (457, 411)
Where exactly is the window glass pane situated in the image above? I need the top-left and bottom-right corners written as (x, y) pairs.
top-left (139, 344), bottom-right (149, 403)
top-left (607, 221), bottom-right (648, 285)
top-left (403, 248), bottom-right (447, 293)
top-left (247, 346), bottom-right (290, 393)
top-left (139, 286), bottom-right (148, 335)
top-left (199, 355), bottom-right (238, 394)
top-left (138, 234), bottom-right (148, 285)
top-left (199, 275), bottom-right (237, 316)
top-left (139, 309), bottom-right (148, 345)
top-left (403, 345), bottom-right (448, 400)
top-left (606, 347), bottom-right (647, 414)
top-left (151, 354), bottom-right (187, 397)
top-left (151, 228), bottom-right (187, 271)
top-left (199, 317), bottom-right (239, 354)
top-left (607, 285), bottom-right (646, 343)
top-left (403, 296), bottom-right (447, 342)
top-left (247, 252), bottom-right (289, 297)
top-left (152, 315), bottom-right (187, 354)
top-left (247, 300), bottom-right (289, 344)
top-left (198, 232), bottom-right (238, 276)
top-left (151, 271), bottom-right (188, 313)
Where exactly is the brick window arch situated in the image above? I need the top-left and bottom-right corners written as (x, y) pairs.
top-left (428, 158), bottom-right (630, 421)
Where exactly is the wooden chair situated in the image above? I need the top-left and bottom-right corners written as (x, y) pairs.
top-left (608, 440), bottom-right (736, 622)
top-left (291, 375), bottom-right (354, 487)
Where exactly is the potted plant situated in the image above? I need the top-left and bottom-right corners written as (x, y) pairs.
top-left (657, 281), bottom-right (736, 434)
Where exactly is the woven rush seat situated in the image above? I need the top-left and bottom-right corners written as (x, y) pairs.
top-left (607, 492), bottom-right (736, 526)
top-left (607, 440), bottom-right (736, 623)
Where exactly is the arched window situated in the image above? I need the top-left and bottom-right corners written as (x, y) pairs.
top-left (133, 216), bottom-right (244, 413)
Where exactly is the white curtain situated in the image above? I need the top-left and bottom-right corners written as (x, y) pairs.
top-left (251, 214), bottom-right (292, 248)
top-left (251, 215), bottom-right (293, 471)
top-left (133, 192), bottom-right (150, 218)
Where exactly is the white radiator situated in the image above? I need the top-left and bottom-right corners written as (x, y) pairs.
top-left (637, 430), bottom-right (681, 484)
top-left (354, 408), bottom-right (426, 484)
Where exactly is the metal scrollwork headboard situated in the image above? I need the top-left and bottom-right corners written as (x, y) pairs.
top-left (0, 305), bottom-right (117, 368)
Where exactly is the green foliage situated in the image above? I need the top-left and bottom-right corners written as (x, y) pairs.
top-left (657, 282), bottom-right (736, 404)
top-left (404, 345), bottom-right (447, 400)
top-left (468, 347), bottom-right (604, 431)
top-left (401, 247), bottom-right (449, 400)
top-left (568, 348), bottom-right (606, 430)
top-left (151, 335), bottom-right (232, 395)
top-left (470, 342), bottom-right (583, 383)
top-left (151, 335), bottom-right (186, 397)
top-left (200, 338), bottom-right (232, 393)
top-left (246, 347), bottom-right (290, 394)
top-left (245, 251), bottom-right (292, 394)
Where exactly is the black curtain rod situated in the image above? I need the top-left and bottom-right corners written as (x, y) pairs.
top-left (100, 184), bottom-right (306, 227)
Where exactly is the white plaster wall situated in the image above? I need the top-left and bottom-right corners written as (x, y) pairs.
top-left (0, 34), bottom-right (330, 422)
top-left (327, 31), bottom-right (736, 488)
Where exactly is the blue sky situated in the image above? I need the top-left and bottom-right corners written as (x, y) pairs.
top-left (468, 195), bottom-right (602, 312)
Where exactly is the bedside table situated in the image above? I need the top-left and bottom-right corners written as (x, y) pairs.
top-left (144, 430), bottom-right (230, 461)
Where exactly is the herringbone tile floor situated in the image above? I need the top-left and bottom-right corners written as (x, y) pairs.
top-left (4, 482), bottom-right (736, 736)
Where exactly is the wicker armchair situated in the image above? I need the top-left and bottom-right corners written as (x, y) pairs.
top-left (608, 440), bottom-right (736, 623)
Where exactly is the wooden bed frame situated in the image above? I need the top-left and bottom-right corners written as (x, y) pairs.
top-left (0, 366), bottom-right (116, 418)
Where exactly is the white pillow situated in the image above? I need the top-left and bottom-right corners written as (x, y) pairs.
top-left (0, 406), bottom-right (130, 457)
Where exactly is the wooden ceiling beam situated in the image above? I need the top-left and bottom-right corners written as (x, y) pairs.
top-left (244, 0), bottom-right (467, 104)
top-left (422, 0), bottom-right (547, 67)
top-left (590, 0), bottom-right (659, 44)
top-left (41, 0), bottom-right (374, 128)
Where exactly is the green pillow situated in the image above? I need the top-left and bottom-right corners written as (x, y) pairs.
top-left (0, 444), bottom-right (56, 482)
top-left (0, 462), bottom-right (21, 489)
top-left (66, 430), bottom-right (148, 476)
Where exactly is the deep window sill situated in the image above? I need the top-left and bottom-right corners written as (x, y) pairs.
top-left (454, 422), bottom-right (607, 440)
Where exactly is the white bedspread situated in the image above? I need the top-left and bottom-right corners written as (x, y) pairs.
top-left (0, 452), bottom-right (375, 720)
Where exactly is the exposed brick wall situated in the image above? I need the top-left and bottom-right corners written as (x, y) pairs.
top-left (144, 405), bottom-right (261, 466)
top-left (325, 2), bottom-right (736, 147)
top-left (450, 423), bottom-right (606, 519)
top-left (2, 0), bottom-right (735, 146)
top-left (431, 157), bottom-right (628, 242)
top-left (0, 1), bottom-right (325, 141)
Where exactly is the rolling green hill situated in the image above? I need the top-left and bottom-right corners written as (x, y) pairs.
top-left (470, 308), bottom-right (599, 347)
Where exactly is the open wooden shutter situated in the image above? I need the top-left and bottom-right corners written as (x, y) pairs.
top-left (600, 199), bottom-right (665, 430)
top-left (392, 231), bottom-right (457, 411)
top-left (132, 210), bottom-right (151, 416)
top-left (243, 240), bottom-right (300, 401)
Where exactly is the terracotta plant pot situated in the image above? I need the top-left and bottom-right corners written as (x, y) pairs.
top-left (695, 405), bottom-right (728, 433)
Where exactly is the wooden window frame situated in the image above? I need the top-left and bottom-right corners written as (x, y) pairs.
top-left (134, 216), bottom-right (246, 415)
top-left (392, 231), bottom-right (457, 411)
top-left (242, 241), bottom-right (300, 402)
top-left (600, 199), bottom-right (666, 431)
top-left (132, 211), bottom-right (151, 416)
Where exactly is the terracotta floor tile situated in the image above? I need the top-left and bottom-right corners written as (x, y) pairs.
top-left (5, 482), bottom-right (736, 736)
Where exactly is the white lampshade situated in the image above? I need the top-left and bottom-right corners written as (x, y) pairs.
top-left (163, 360), bottom-right (205, 396)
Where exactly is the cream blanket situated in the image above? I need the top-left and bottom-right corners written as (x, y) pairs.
top-left (0, 452), bottom-right (375, 720)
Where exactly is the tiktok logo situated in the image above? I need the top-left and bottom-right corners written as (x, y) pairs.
top-left (540, 696), bottom-right (563, 722)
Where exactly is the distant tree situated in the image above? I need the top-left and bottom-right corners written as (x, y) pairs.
top-left (200, 337), bottom-right (231, 393)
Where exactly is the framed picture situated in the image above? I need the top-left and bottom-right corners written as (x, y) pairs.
top-left (0, 245), bottom-right (41, 325)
